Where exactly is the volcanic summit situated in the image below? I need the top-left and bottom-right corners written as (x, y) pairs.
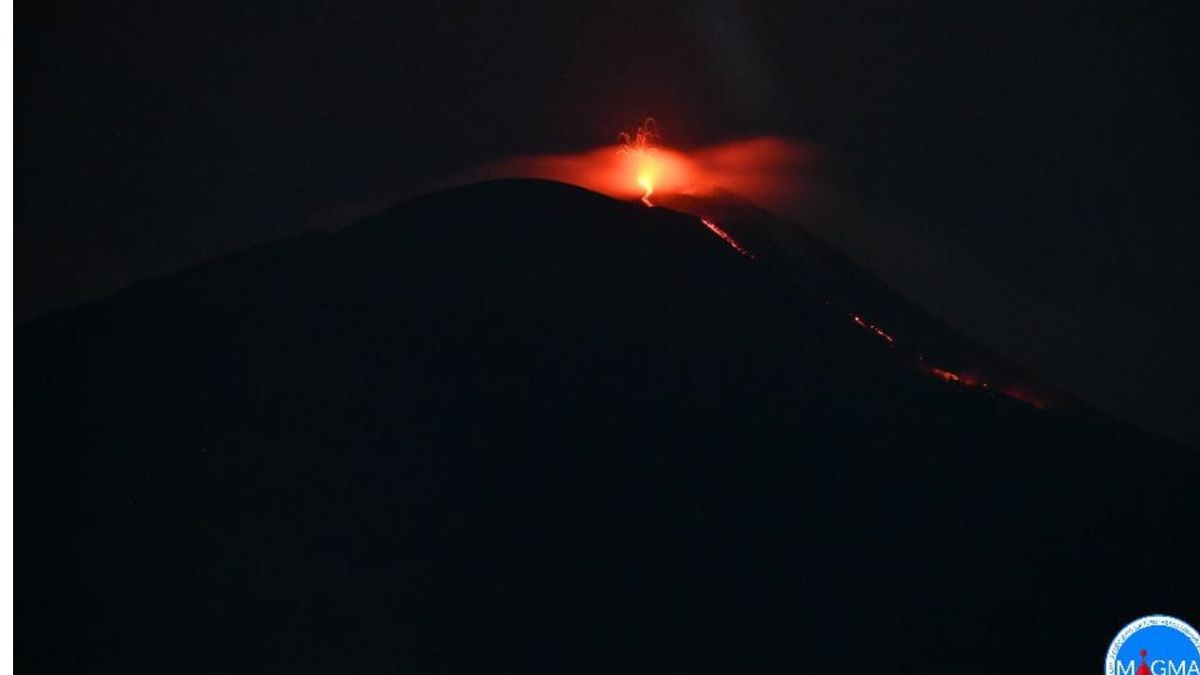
top-left (18, 179), bottom-right (1200, 673)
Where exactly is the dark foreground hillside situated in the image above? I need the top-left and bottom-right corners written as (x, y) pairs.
top-left (19, 180), bottom-right (1199, 673)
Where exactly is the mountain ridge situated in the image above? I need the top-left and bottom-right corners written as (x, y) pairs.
top-left (18, 178), bottom-right (1199, 673)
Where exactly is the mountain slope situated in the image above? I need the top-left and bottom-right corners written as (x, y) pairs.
top-left (18, 179), bottom-right (1199, 673)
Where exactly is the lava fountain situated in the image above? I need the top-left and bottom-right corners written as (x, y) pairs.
top-left (616, 119), bottom-right (756, 258)
top-left (458, 121), bottom-right (817, 209)
top-left (617, 118), bottom-right (663, 206)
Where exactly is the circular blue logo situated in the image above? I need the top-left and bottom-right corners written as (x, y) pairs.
top-left (1106, 615), bottom-right (1200, 675)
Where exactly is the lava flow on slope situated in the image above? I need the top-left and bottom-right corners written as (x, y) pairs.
top-left (460, 119), bottom-right (1062, 410)
top-left (607, 120), bottom-right (1057, 410)
top-left (20, 176), bottom-right (1195, 675)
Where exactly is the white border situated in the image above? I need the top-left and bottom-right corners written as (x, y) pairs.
top-left (1105, 615), bottom-right (1200, 674)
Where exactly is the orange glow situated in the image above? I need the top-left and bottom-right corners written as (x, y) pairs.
top-left (458, 128), bottom-right (817, 208)
top-left (619, 119), bottom-right (661, 206)
top-left (923, 365), bottom-right (982, 387)
top-left (921, 364), bottom-right (1045, 408)
top-left (637, 174), bottom-right (654, 206)
top-left (454, 123), bottom-right (1056, 412)
top-left (851, 314), bottom-right (896, 346)
top-left (926, 366), bottom-right (964, 384)
top-left (1002, 387), bottom-right (1046, 409)
top-left (701, 218), bottom-right (756, 259)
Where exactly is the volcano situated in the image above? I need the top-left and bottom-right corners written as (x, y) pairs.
top-left (18, 179), bottom-right (1199, 673)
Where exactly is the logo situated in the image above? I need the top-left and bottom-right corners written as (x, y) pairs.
top-left (1106, 615), bottom-right (1200, 675)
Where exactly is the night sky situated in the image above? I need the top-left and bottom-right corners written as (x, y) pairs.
top-left (18, 0), bottom-right (1198, 445)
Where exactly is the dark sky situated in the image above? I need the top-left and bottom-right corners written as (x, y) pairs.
top-left (18, 0), bottom-right (1199, 445)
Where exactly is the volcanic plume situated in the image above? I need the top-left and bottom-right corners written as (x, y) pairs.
top-left (460, 118), bottom-right (819, 211)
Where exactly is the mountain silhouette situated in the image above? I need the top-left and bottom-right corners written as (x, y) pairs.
top-left (18, 179), bottom-right (1199, 673)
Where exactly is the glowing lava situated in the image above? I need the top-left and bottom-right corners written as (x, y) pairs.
top-left (701, 218), bottom-right (756, 259)
top-left (851, 314), bottom-right (896, 346)
top-left (458, 121), bottom-right (1051, 411)
top-left (461, 121), bottom-right (816, 211)
top-left (617, 119), bottom-right (757, 257)
top-left (637, 174), bottom-right (654, 206)
top-left (925, 365), bottom-right (966, 384)
top-left (619, 118), bottom-right (662, 206)
top-left (919, 362), bottom-right (1045, 408)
